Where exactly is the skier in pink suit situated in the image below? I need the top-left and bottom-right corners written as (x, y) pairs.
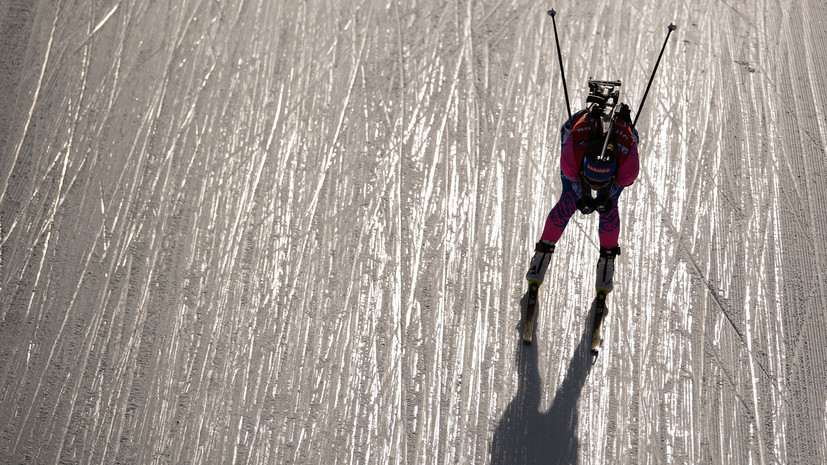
top-left (526, 104), bottom-right (639, 303)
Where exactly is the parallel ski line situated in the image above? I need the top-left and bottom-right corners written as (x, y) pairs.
top-left (639, 166), bottom-right (786, 403)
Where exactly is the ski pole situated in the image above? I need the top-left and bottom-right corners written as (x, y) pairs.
top-left (547, 9), bottom-right (572, 123)
top-left (633, 23), bottom-right (676, 128)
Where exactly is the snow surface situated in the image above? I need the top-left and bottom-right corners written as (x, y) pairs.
top-left (1, 0), bottom-right (826, 464)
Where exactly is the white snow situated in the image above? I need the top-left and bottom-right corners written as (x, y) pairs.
top-left (0, 1), bottom-right (825, 464)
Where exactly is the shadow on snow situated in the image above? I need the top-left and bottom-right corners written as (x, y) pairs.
top-left (490, 291), bottom-right (595, 465)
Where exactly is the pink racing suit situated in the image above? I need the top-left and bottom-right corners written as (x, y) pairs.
top-left (540, 111), bottom-right (639, 248)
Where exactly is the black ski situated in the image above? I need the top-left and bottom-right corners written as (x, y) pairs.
top-left (523, 282), bottom-right (540, 344)
top-left (590, 291), bottom-right (608, 360)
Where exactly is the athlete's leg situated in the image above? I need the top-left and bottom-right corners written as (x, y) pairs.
top-left (597, 185), bottom-right (624, 249)
top-left (539, 173), bottom-right (579, 244)
top-left (596, 186), bottom-right (624, 293)
top-left (527, 172), bottom-right (579, 284)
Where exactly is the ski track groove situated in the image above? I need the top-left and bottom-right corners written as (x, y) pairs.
top-left (0, 0), bottom-right (825, 464)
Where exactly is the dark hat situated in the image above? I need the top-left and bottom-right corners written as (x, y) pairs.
top-left (582, 143), bottom-right (617, 189)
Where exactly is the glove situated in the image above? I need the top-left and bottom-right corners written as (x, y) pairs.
top-left (576, 195), bottom-right (594, 215)
top-left (617, 103), bottom-right (632, 125)
top-left (594, 194), bottom-right (613, 214)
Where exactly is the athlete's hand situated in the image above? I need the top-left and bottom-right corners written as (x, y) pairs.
top-left (594, 195), bottom-right (612, 214)
top-left (576, 195), bottom-right (594, 215)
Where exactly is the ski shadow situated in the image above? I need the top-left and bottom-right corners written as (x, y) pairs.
top-left (489, 292), bottom-right (595, 465)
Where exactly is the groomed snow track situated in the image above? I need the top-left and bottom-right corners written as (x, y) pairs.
top-left (1, 1), bottom-right (825, 464)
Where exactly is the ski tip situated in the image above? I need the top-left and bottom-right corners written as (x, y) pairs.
top-left (590, 349), bottom-right (599, 364)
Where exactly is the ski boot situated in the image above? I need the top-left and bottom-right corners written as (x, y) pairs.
top-left (524, 240), bottom-right (555, 343)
